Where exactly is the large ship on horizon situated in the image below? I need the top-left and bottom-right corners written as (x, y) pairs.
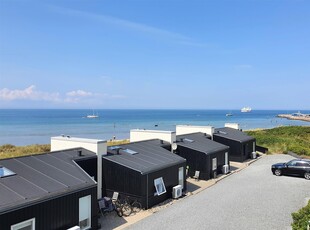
top-left (241, 107), bottom-right (252, 113)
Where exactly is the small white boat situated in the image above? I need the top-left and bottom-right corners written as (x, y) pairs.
top-left (86, 114), bottom-right (99, 118)
top-left (241, 107), bottom-right (252, 113)
top-left (86, 110), bottom-right (99, 118)
top-left (226, 113), bottom-right (233, 117)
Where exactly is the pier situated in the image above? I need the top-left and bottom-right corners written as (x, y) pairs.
top-left (277, 113), bottom-right (310, 122)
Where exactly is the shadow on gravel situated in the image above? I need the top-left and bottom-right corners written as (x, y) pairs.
top-left (99, 211), bottom-right (127, 230)
top-left (186, 181), bottom-right (202, 193)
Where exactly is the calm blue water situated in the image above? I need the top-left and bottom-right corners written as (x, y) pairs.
top-left (0, 109), bottom-right (309, 145)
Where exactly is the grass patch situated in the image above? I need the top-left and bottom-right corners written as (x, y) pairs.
top-left (291, 200), bottom-right (310, 230)
top-left (246, 126), bottom-right (310, 157)
top-left (0, 139), bottom-right (130, 160)
top-left (0, 144), bottom-right (51, 160)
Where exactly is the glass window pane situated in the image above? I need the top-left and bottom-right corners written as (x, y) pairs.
top-left (154, 177), bottom-right (166, 195)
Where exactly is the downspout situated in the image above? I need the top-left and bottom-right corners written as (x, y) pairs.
top-left (146, 174), bottom-right (149, 209)
top-left (97, 148), bottom-right (102, 199)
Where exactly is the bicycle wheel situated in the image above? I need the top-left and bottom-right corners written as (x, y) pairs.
top-left (115, 207), bottom-right (123, 217)
top-left (121, 203), bottom-right (132, 216)
top-left (131, 201), bottom-right (142, 213)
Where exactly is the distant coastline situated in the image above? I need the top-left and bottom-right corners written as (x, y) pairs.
top-left (277, 113), bottom-right (310, 122)
top-left (1, 109), bottom-right (310, 146)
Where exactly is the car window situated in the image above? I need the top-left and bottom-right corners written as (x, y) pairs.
top-left (296, 162), bottom-right (310, 167)
top-left (286, 161), bottom-right (297, 166)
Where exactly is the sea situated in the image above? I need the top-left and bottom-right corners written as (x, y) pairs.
top-left (0, 109), bottom-right (309, 146)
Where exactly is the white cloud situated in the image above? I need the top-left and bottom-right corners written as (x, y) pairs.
top-left (66, 90), bottom-right (92, 97)
top-left (50, 6), bottom-right (213, 48)
top-left (0, 85), bottom-right (126, 106)
top-left (0, 85), bottom-right (60, 102)
top-left (51, 6), bottom-right (189, 41)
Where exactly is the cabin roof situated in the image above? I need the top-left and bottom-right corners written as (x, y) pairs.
top-left (105, 139), bottom-right (185, 175)
top-left (0, 148), bottom-right (96, 213)
top-left (177, 132), bottom-right (229, 154)
top-left (214, 127), bottom-right (255, 143)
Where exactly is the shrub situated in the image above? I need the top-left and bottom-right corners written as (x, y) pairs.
top-left (291, 200), bottom-right (310, 230)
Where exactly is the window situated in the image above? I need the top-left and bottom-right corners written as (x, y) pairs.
top-left (253, 142), bottom-right (256, 152)
top-left (108, 146), bottom-right (121, 150)
top-left (11, 218), bottom-right (35, 230)
top-left (122, 149), bottom-right (138, 155)
top-left (296, 162), bottom-right (310, 167)
top-left (0, 167), bottom-right (16, 178)
top-left (183, 138), bottom-right (194, 143)
top-left (212, 158), bottom-right (217, 171)
top-left (178, 167), bottom-right (184, 189)
top-left (286, 160), bottom-right (297, 166)
top-left (154, 177), bottom-right (166, 196)
top-left (79, 195), bottom-right (91, 230)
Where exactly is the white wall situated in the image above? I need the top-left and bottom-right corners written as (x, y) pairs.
top-left (130, 129), bottom-right (176, 152)
top-left (130, 129), bottom-right (176, 144)
top-left (51, 136), bottom-right (107, 155)
top-left (176, 125), bottom-right (215, 137)
top-left (224, 123), bottom-right (240, 130)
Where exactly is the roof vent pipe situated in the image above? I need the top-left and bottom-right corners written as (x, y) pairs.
top-left (116, 149), bottom-right (121, 155)
top-left (78, 150), bottom-right (82, 156)
top-left (160, 140), bottom-right (164, 144)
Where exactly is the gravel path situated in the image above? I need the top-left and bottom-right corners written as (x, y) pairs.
top-left (127, 155), bottom-right (310, 230)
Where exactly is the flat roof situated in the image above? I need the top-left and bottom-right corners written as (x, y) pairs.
top-left (51, 136), bottom-right (106, 144)
top-left (130, 129), bottom-right (175, 134)
top-left (214, 127), bottom-right (255, 143)
top-left (105, 139), bottom-right (185, 175)
top-left (0, 148), bottom-right (96, 214)
top-left (177, 133), bottom-right (229, 154)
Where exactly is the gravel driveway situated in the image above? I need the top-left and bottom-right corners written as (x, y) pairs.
top-left (127, 154), bottom-right (310, 230)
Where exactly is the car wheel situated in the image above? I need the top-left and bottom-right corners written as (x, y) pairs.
top-left (274, 169), bottom-right (282, 176)
top-left (304, 172), bottom-right (310, 180)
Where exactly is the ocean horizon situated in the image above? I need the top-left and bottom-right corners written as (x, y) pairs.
top-left (1, 109), bottom-right (309, 146)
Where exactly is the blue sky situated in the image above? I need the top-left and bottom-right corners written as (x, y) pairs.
top-left (0, 0), bottom-right (309, 109)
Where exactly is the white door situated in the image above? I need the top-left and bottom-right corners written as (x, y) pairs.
top-left (212, 158), bottom-right (217, 171)
top-left (79, 195), bottom-right (91, 230)
top-left (178, 167), bottom-right (184, 189)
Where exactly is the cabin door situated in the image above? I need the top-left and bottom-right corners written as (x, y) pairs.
top-left (178, 167), bottom-right (184, 189)
top-left (79, 195), bottom-right (91, 230)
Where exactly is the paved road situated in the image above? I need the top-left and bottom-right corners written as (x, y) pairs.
top-left (127, 155), bottom-right (310, 230)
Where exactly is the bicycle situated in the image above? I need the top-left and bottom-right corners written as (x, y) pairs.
top-left (115, 196), bottom-right (132, 216)
top-left (131, 199), bottom-right (142, 213)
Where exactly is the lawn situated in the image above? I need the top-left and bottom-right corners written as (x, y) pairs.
top-left (246, 126), bottom-right (310, 157)
top-left (0, 139), bottom-right (130, 160)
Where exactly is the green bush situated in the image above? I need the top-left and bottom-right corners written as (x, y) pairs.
top-left (292, 200), bottom-right (310, 230)
top-left (246, 126), bottom-right (310, 156)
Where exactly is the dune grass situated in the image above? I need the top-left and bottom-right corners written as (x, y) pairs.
top-left (0, 139), bottom-right (130, 160)
top-left (246, 126), bottom-right (310, 157)
top-left (0, 144), bottom-right (51, 160)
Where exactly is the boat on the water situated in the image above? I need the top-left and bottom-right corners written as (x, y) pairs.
top-left (86, 110), bottom-right (99, 118)
top-left (226, 113), bottom-right (233, 116)
top-left (86, 114), bottom-right (99, 118)
top-left (241, 107), bottom-right (252, 113)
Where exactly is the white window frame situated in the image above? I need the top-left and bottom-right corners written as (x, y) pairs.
top-left (11, 218), bottom-right (35, 230)
top-left (79, 195), bottom-right (91, 230)
top-left (212, 158), bottom-right (217, 171)
top-left (154, 177), bottom-right (166, 196)
top-left (178, 167), bottom-right (184, 189)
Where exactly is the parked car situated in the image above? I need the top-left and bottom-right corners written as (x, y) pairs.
top-left (271, 159), bottom-right (310, 180)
